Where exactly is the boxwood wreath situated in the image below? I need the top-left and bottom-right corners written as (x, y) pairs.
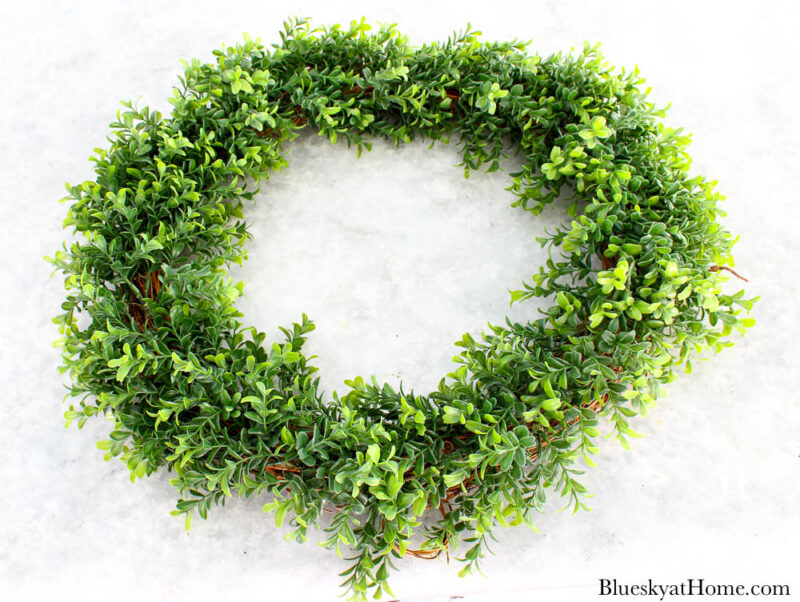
top-left (50, 18), bottom-right (756, 600)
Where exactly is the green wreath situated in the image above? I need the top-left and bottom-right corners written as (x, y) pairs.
top-left (49, 18), bottom-right (755, 600)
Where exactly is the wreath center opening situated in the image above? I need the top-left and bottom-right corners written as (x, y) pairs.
top-left (229, 132), bottom-right (570, 396)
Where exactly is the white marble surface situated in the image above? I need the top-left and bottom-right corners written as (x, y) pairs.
top-left (1, 1), bottom-right (798, 601)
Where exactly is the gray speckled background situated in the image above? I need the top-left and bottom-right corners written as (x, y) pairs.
top-left (1, 1), bottom-right (798, 601)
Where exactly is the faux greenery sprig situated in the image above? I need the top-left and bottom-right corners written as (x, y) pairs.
top-left (49, 18), bottom-right (755, 600)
